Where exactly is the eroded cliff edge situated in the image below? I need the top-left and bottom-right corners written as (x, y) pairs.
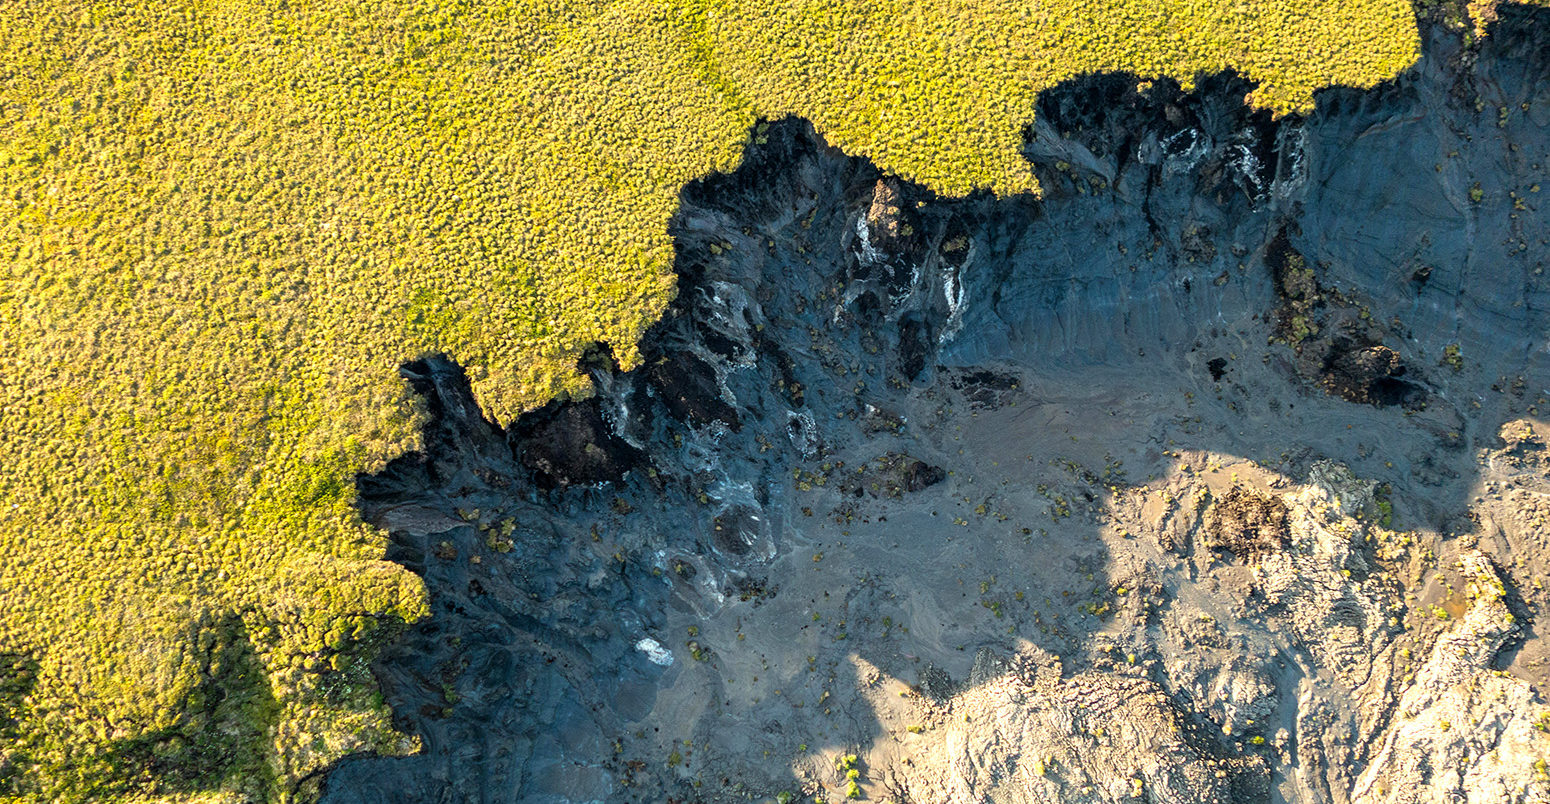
top-left (324, 10), bottom-right (1550, 803)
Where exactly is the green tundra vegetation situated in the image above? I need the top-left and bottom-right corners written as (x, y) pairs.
top-left (1, 0), bottom-right (1422, 799)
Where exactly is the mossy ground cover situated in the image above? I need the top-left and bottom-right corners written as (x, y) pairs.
top-left (1, 0), bottom-right (1419, 799)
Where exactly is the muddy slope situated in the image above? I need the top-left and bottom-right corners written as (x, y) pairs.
top-left (323, 11), bottom-right (1550, 804)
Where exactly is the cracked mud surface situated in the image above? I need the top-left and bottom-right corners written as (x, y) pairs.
top-left (323, 11), bottom-right (1550, 804)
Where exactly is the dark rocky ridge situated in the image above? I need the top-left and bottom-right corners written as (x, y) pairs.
top-left (323, 11), bottom-right (1549, 803)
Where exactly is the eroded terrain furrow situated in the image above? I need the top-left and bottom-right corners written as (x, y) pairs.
top-left (324, 11), bottom-right (1550, 804)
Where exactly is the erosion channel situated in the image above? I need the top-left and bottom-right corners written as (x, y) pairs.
top-left (325, 11), bottom-right (1550, 804)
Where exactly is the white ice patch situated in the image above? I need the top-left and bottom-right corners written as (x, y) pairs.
top-left (1227, 142), bottom-right (1264, 198)
top-left (635, 637), bottom-right (674, 667)
top-left (702, 281), bottom-right (760, 369)
top-left (939, 264), bottom-right (965, 345)
top-left (786, 409), bottom-right (818, 458)
top-left (1161, 128), bottom-right (1209, 174)
top-left (854, 215), bottom-right (884, 266)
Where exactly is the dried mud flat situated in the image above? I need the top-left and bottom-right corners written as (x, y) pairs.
top-left (323, 10), bottom-right (1550, 804)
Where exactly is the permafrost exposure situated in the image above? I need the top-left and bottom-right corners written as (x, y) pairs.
top-left (319, 10), bottom-right (1550, 804)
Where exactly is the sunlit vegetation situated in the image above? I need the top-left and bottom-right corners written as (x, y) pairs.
top-left (1, 0), bottom-right (1420, 798)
